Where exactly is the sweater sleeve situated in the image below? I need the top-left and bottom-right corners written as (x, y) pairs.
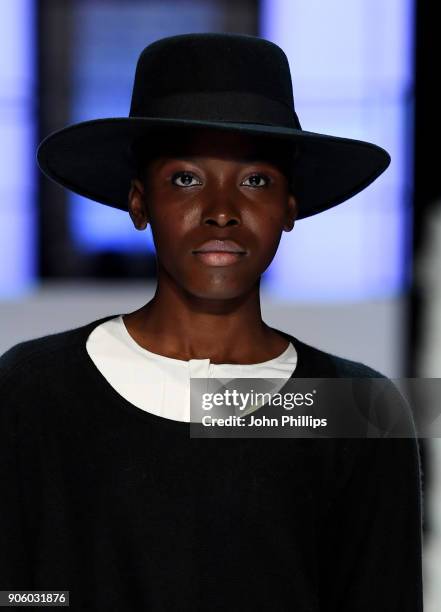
top-left (317, 381), bottom-right (424, 611)
top-left (0, 346), bottom-right (33, 589)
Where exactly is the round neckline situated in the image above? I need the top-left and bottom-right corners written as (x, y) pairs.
top-left (76, 313), bottom-right (311, 428)
top-left (117, 314), bottom-right (296, 367)
top-left (79, 314), bottom-right (190, 428)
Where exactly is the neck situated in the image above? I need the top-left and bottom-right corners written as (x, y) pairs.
top-left (122, 279), bottom-right (289, 364)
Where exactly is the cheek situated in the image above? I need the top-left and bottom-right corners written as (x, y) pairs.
top-left (152, 201), bottom-right (196, 230)
top-left (247, 213), bottom-right (286, 270)
top-left (245, 208), bottom-right (285, 245)
top-left (149, 208), bottom-right (195, 263)
top-left (149, 202), bottom-right (181, 236)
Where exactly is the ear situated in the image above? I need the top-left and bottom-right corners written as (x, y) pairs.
top-left (128, 179), bottom-right (149, 230)
top-left (283, 193), bottom-right (298, 232)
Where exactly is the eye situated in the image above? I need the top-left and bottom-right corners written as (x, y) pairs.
top-left (171, 171), bottom-right (202, 187)
top-left (241, 173), bottom-right (271, 188)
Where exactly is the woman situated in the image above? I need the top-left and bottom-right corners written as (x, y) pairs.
top-left (0, 33), bottom-right (423, 611)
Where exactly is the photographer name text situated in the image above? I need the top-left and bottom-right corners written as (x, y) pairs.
top-left (201, 415), bottom-right (327, 428)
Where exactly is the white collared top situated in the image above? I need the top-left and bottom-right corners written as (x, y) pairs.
top-left (86, 315), bottom-right (298, 423)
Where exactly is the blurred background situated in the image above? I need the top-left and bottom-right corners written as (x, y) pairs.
top-left (0, 0), bottom-right (440, 607)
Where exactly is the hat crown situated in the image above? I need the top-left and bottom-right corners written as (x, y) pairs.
top-left (129, 33), bottom-right (300, 129)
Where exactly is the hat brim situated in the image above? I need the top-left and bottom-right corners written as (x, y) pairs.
top-left (37, 117), bottom-right (390, 220)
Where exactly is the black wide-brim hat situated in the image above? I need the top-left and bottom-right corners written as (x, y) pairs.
top-left (37, 32), bottom-right (391, 220)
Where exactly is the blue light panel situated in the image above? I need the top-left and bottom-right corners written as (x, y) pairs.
top-left (0, 0), bottom-right (36, 297)
top-left (260, 0), bottom-right (414, 301)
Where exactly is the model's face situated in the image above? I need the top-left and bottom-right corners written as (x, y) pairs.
top-left (128, 130), bottom-right (298, 300)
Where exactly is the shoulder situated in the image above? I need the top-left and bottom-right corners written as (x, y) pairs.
top-left (0, 327), bottom-right (79, 392)
top-left (0, 315), bottom-right (117, 391)
top-left (291, 335), bottom-right (386, 379)
top-left (325, 351), bottom-right (386, 379)
top-left (292, 337), bottom-right (418, 437)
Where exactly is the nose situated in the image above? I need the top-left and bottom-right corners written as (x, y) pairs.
top-left (200, 188), bottom-right (241, 228)
top-left (203, 214), bottom-right (240, 228)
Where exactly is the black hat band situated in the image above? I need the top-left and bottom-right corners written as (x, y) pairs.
top-left (130, 91), bottom-right (301, 129)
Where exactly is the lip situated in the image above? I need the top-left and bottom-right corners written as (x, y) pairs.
top-left (193, 252), bottom-right (246, 266)
top-left (192, 239), bottom-right (247, 254)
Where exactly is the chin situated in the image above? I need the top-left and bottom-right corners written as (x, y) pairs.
top-left (185, 277), bottom-right (259, 301)
top-left (187, 287), bottom-right (244, 301)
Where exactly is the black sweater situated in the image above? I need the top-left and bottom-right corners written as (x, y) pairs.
top-left (0, 314), bottom-right (423, 611)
